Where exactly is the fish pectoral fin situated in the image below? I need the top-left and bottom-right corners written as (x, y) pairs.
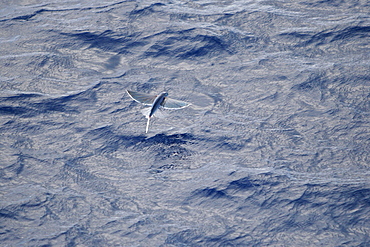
top-left (127, 90), bottom-right (157, 105)
top-left (162, 97), bottom-right (191, 109)
top-left (140, 107), bottom-right (152, 118)
top-left (155, 108), bottom-right (168, 119)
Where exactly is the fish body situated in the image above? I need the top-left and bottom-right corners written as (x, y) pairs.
top-left (126, 90), bottom-right (190, 133)
top-left (149, 92), bottom-right (168, 118)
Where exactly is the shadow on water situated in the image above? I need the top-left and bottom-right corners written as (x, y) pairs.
top-left (86, 124), bottom-right (195, 153)
top-left (85, 125), bottom-right (199, 172)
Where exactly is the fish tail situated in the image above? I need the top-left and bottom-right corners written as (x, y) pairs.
top-left (146, 117), bottom-right (151, 133)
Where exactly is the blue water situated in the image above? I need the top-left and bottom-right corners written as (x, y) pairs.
top-left (1, 0), bottom-right (369, 246)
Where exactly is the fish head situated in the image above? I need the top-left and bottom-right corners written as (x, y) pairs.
top-left (162, 92), bottom-right (169, 97)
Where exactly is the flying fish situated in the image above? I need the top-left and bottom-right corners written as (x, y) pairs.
top-left (126, 90), bottom-right (190, 133)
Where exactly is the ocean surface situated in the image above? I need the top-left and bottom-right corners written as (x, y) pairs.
top-left (1, 0), bottom-right (369, 246)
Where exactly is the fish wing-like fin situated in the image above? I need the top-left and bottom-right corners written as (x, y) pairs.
top-left (161, 97), bottom-right (191, 109)
top-left (141, 107), bottom-right (168, 119)
top-left (127, 90), bottom-right (157, 105)
top-left (154, 108), bottom-right (168, 118)
top-left (140, 108), bottom-right (151, 118)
